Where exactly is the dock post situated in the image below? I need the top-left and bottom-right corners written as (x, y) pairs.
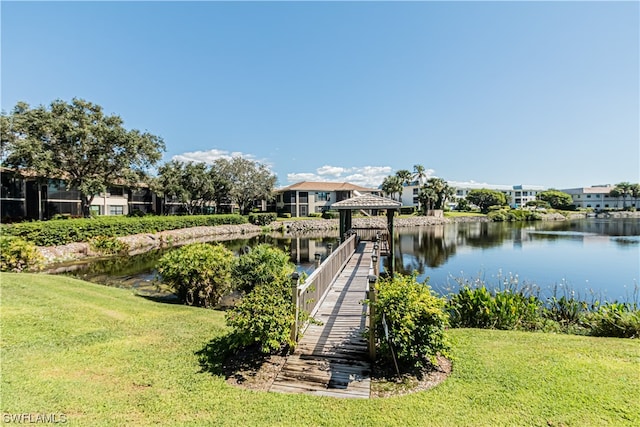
top-left (290, 272), bottom-right (300, 344)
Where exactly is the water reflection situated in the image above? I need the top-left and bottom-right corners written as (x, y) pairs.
top-left (382, 218), bottom-right (639, 300)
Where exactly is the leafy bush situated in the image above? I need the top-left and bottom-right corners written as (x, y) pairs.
top-left (278, 212), bottom-right (292, 218)
top-left (1, 214), bottom-right (247, 246)
top-left (308, 212), bottom-right (322, 218)
top-left (488, 209), bottom-right (542, 222)
top-left (248, 212), bottom-right (276, 226)
top-left (0, 236), bottom-right (44, 272)
top-left (400, 206), bottom-right (416, 215)
top-left (226, 280), bottom-right (294, 354)
top-left (448, 286), bottom-right (541, 330)
top-left (584, 302), bottom-right (640, 338)
top-left (373, 274), bottom-right (450, 369)
top-left (233, 244), bottom-right (295, 294)
top-left (88, 236), bottom-right (130, 255)
top-left (156, 243), bottom-right (234, 307)
top-left (322, 210), bottom-right (339, 219)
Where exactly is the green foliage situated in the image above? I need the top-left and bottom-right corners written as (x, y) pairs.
top-left (1, 214), bottom-right (247, 246)
top-left (214, 156), bottom-right (277, 215)
top-left (321, 210), bottom-right (339, 219)
top-left (278, 212), bottom-right (292, 218)
top-left (488, 208), bottom-right (542, 222)
top-left (308, 212), bottom-right (322, 218)
top-left (2, 98), bottom-right (165, 217)
top-left (156, 243), bottom-right (234, 307)
top-left (466, 189), bottom-right (507, 213)
top-left (248, 212), bottom-right (276, 226)
top-left (226, 281), bottom-right (294, 354)
top-left (400, 206), bottom-right (416, 215)
top-left (232, 244), bottom-right (295, 294)
top-left (538, 190), bottom-right (574, 210)
top-left (584, 302), bottom-right (640, 338)
top-left (373, 274), bottom-right (450, 369)
top-left (88, 236), bottom-right (130, 255)
top-left (0, 236), bottom-right (44, 272)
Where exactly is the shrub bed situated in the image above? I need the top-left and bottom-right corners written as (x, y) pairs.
top-left (0, 214), bottom-right (247, 246)
top-left (0, 236), bottom-right (45, 272)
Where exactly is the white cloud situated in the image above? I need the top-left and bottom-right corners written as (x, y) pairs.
top-left (172, 149), bottom-right (258, 165)
top-left (287, 165), bottom-right (393, 188)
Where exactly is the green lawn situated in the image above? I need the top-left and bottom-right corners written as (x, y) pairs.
top-left (1, 273), bottom-right (638, 426)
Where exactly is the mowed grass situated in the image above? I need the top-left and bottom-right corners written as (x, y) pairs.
top-left (1, 273), bottom-right (638, 426)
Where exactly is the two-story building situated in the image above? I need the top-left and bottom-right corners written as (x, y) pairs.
top-left (273, 181), bottom-right (381, 217)
top-left (398, 180), bottom-right (547, 210)
top-left (561, 185), bottom-right (637, 210)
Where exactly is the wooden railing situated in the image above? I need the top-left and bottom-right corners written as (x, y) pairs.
top-left (291, 233), bottom-right (358, 342)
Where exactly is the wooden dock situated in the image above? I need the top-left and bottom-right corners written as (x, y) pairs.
top-left (270, 241), bottom-right (374, 398)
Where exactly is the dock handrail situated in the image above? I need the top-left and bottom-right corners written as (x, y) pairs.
top-left (291, 233), bottom-right (358, 342)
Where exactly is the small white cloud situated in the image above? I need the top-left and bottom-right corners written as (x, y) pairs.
top-left (172, 149), bottom-right (263, 165)
top-left (287, 164), bottom-right (393, 188)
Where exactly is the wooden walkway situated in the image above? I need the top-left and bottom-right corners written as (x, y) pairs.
top-left (270, 242), bottom-right (374, 398)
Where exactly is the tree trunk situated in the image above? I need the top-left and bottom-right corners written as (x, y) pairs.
top-left (81, 194), bottom-right (94, 218)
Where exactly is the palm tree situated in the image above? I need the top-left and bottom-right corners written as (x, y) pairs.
top-left (418, 185), bottom-right (437, 214)
top-left (395, 169), bottom-right (413, 186)
top-left (413, 164), bottom-right (428, 185)
top-left (612, 182), bottom-right (633, 209)
top-left (381, 175), bottom-right (403, 202)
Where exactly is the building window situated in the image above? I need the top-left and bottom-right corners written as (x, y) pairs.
top-left (316, 192), bottom-right (329, 201)
top-left (108, 186), bottom-right (124, 197)
top-left (109, 205), bottom-right (124, 215)
top-left (90, 205), bottom-right (102, 215)
top-left (413, 188), bottom-right (418, 195)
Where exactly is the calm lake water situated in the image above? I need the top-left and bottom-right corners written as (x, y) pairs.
top-left (61, 218), bottom-right (639, 302)
top-left (385, 218), bottom-right (640, 302)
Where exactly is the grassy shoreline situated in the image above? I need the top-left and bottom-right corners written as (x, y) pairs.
top-left (1, 273), bottom-right (638, 426)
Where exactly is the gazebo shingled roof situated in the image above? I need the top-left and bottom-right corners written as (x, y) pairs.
top-left (331, 193), bottom-right (402, 210)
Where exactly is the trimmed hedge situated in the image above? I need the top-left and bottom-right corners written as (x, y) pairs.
top-left (0, 214), bottom-right (248, 246)
top-left (248, 213), bottom-right (277, 226)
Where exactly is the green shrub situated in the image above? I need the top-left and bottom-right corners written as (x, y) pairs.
top-left (88, 236), bottom-right (130, 255)
top-left (156, 243), bottom-right (234, 307)
top-left (448, 285), bottom-right (542, 330)
top-left (226, 280), bottom-right (294, 354)
top-left (2, 214), bottom-right (247, 246)
top-left (584, 302), bottom-right (640, 338)
top-left (322, 210), bottom-right (339, 219)
top-left (0, 236), bottom-right (44, 272)
top-left (373, 274), bottom-right (450, 369)
top-left (400, 206), bottom-right (416, 215)
top-left (233, 245), bottom-right (294, 294)
top-left (248, 212), bottom-right (276, 226)
top-left (278, 212), bottom-right (292, 219)
top-left (308, 212), bottom-right (322, 218)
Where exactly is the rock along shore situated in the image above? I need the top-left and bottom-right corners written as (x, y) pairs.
top-left (37, 211), bottom-right (612, 265)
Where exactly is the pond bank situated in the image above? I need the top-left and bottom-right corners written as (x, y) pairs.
top-left (36, 211), bottom-right (597, 265)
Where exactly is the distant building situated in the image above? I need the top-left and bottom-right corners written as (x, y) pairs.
top-left (273, 181), bottom-right (381, 217)
top-left (561, 185), bottom-right (637, 210)
top-left (0, 168), bottom-right (159, 221)
top-left (398, 180), bottom-right (547, 210)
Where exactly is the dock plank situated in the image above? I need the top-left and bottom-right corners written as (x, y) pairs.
top-left (269, 241), bottom-right (374, 399)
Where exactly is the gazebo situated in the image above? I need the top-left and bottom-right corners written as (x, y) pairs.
top-left (331, 193), bottom-right (402, 275)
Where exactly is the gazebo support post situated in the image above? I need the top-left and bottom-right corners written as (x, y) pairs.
top-left (387, 209), bottom-right (395, 278)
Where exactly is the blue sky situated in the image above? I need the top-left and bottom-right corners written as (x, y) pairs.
top-left (2, 1), bottom-right (638, 189)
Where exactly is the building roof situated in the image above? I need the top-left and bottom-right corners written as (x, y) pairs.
top-left (277, 181), bottom-right (378, 193)
top-left (331, 193), bottom-right (402, 210)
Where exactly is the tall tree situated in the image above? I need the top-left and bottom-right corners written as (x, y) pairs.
top-left (395, 169), bottom-right (413, 186)
top-left (381, 175), bottom-right (403, 202)
top-left (413, 164), bottom-right (428, 185)
top-left (1, 99), bottom-right (165, 217)
top-left (422, 177), bottom-right (455, 210)
top-left (417, 186), bottom-right (437, 214)
top-left (156, 160), bottom-right (222, 214)
top-left (537, 190), bottom-right (573, 210)
top-left (466, 189), bottom-right (507, 213)
top-left (214, 156), bottom-right (276, 215)
top-left (610, 182), bottom-right (634, 209)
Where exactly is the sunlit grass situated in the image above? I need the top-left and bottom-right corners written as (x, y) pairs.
top-left (1, 273), bottom-right (638, 426)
